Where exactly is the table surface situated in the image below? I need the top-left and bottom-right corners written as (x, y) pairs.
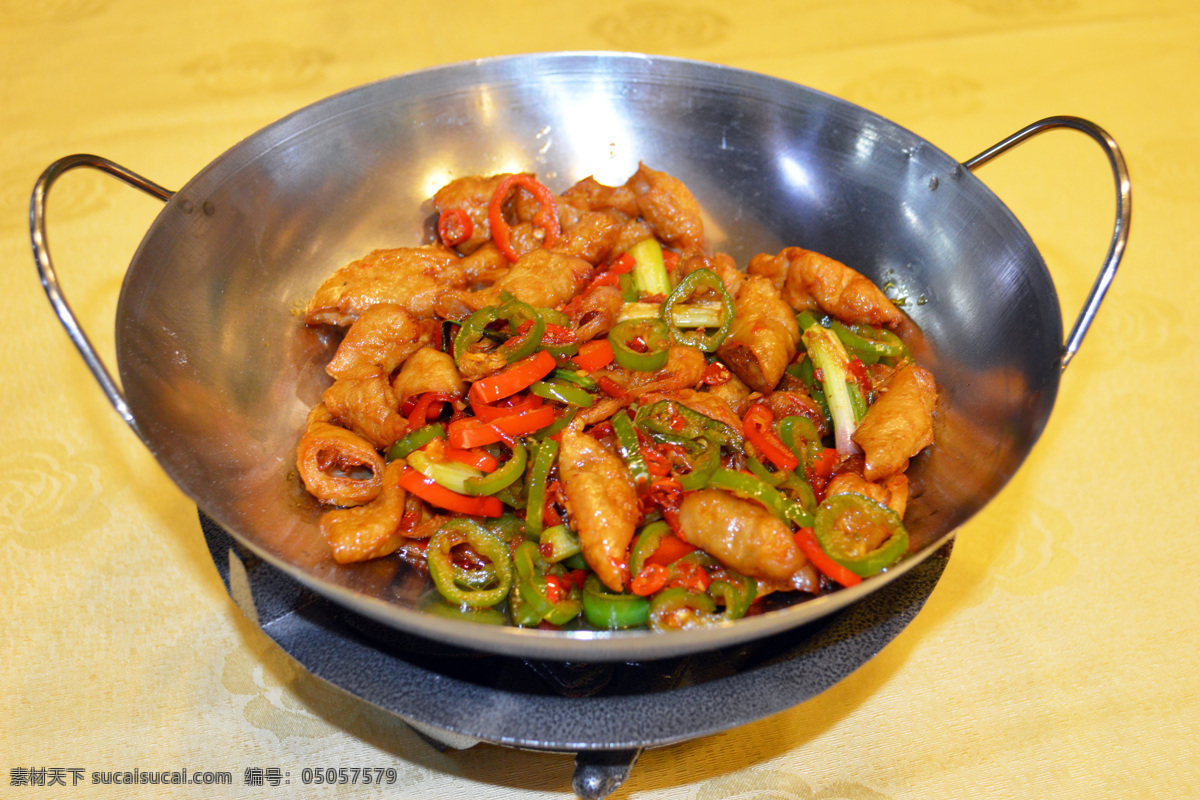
top-left (3, 1), bottom-right (1197, 798)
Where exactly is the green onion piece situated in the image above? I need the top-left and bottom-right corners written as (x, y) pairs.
top-left (426, 519), bottom-right (512, 608)
top-left (462, 440), bottom-right (527, 496)
top-left (814, 492), bottom-right (909, 577)
top-left (582, 574), bottom-right (651, 630)
top-left (628, 237), bottom-right (671, 297)
top-left (387, 423), bottom-right (446, 461)
top-left (608, 318), bottom-right (670, 372)
top-left (801, 321), bottom-right (862, 457)
top-left (524, 438), bottom-right (558, 537)
top-left (619, 272), bottom-right (640, 302)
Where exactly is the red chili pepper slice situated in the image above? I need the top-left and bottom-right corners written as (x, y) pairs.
top-left (488, 174), bottom-right (560, 262)
top-left (630, 563), bottom-right (670, 597)
top-left (469, 350), bottom-right (558, 405)
top-left (406, 391), bottom-right (455, 429)
top-left (446, 405), bottom-right (556, 449)
top-left (572, 339), bottom-right (614, 371)
top-left (471, 392), bottom-right (544, 423)
top-left (437, 207), bottom-right (474, 247)
top-left (743, 403), bottom-right (801, 472)
top-left (443, 447), bottom-right (499, 473)
top-left (644, 533), bottom-right (697, 568)
top-left (398, 467), bottom-right (503, 518)
top-left (794, 526), bottom-right (862, 587)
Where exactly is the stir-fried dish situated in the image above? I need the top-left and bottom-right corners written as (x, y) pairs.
top-left (296, 164), bottom-right (937, 631)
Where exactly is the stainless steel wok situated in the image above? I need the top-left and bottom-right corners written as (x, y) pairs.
top-left (32, 53), bottom-right (1130, 662)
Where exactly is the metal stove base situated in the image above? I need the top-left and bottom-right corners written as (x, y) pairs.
top-left (200, 513), bottom-right (949, 799)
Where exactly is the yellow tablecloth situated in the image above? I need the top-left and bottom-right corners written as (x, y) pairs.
top-left (3, 1), bottom-right (1196, 797)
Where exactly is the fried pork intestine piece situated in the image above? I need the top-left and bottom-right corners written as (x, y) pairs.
top-left (296, 404), bottom-right (385, 507)
top-left (676, 251), bottom-right (744, 298)
top-left (626, 163), bottom-right (705, 252)
top-left (325, 304), bottom-right (435, 379)
top-left (305, 245), bottom-right (467, 326)
top-left (319, 459), bottom-right (410, 564)
top-left (676, 489), bottom-right (820, 594)
top-left (568, 284), bottom-right (625, 343)
top-left (554, 208), bottom-right (630, 265)
top-left (607, 345), bottom-right (708, 396)
top-left (435, 248), bottom-right (595, 319)
top-left (558, 429), bottom-right (640, 593)
top-left (717, 275), bottom-right (801, 394)
top-left (852, 363), bottom-right (937, 481)
top-left (759, 390), bottom-right (830, 439)
top-left (322, 368), bottom-right (407, 450)
top-left (390, 346), bottom-right (466, 406)
top-left (748, 246), bottom-right (904, 328)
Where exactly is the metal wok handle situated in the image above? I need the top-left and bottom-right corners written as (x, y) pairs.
top-left (962, 116), bottom-right (1131, 371)
top-left (30, 154), bottom-right (174, 440)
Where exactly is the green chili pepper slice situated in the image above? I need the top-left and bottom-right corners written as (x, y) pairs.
top-left (661, 268), bottom-right (735, 352)
top-left (611, 411), bottom-right (651, 488)
top-left (647, 587), bottom-right (719, 631)
top-left (608, 318), bottom-right (670, 372)
top-left (512, 540), bottom-right (583, 625)
top-left (424, 600), bottom-right (509, 626)
top-left (532, 408), bottom-right (578, 441)
top-left (426, 519), bottom-right (513, 608)
top-left (552, 367), bottom-right (598, 391)
top-left (461, 440), bottom-right (527, 497)
top-left (628, 520), bottom-right (673, 579)
top-left (814, 492), bottom-right (909, 577)
top-left (524, 438), bottom-right (558, 537)
top-left (707, 570), bottom-right (757, 621)
top-left (387, 423), bottom-right (446, 461)
top-left (675, 436), bottom-right (721, 491)
top-left (581, 574), bottom-right (650, 629)
top-left (744, 454), bottom-right (786, 487)
top-left (530, 378), bottom-right (595, 407)
top-left (707, 468), bottom-right (814, 528)
top-left (830, 320), bottom-right (909, 365)
top-left (453, 298), bottom-right (547, 368)
top-left (633, 399), bottom-right (741, 449)
top-left (776, 415), bottom-right (823, 470)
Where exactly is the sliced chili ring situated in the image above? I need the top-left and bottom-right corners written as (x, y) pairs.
top-left (608, 318), bottom-right (670, 372)
top-left (813, 492), bottom-right (908, 577)
top-left (437, 207), bottom-right (474, 247)
top-left (488, 174), bottom-right (560, 262)
top-left (661, 267), bottom-right (735, 353)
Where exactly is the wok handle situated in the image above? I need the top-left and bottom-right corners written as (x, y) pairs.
top-left (30, 154), bottom-right (174, 439)
top-left (962, 116), bottom-right (1131, 371)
